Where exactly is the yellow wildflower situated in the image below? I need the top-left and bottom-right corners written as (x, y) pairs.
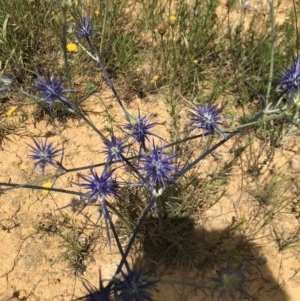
top-left (169, 15), bottom-right (177, 24)
top-left (67, 42), bottom-right (78, 53)
top-left (241, 215), bottom-right (248, 224)
top-left (95, 9), bottom-right (100, 17)
top-left (151, 74), bottom-right (159, 83)
top-left (42, 181), bottom-right (53, 195)
top-left (6, 106), bottom-right (17, 116)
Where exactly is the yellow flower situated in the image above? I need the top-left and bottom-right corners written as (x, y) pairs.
top-left (193, 59), bottom-right (199, 65)
top-left (241, 215), bottom-right (248, 224)
top-left (95, 9), bottom-right (100, 17)
top-left (42, 181), bottom-right (53, 195)
top-left (67, 42), bottom-right (78, 53)
top-left (6, 106), bottom-right (17, 116)
top-left (169, 15), bottom-right (177, 24)
top-left (151, 74), bottom-right (159, 83)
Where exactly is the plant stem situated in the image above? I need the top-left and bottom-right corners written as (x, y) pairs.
top-left (266, 0), bottom-right (276, 104)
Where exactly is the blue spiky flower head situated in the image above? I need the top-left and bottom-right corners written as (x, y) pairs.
top-left (211, 258), bottom-right (251, 301)
top-left (28, 138), bottom-right (62, 174)
top-left (77, 15), bottom-right (94, 40)
top-left (77, 168), bottom-right (119, 209)
top-left (78, 268), bottom-right (156, 301)
top-left (139, 142), bottom-right (177, 194)
top-left (102, 135), bottom-right (128, 163)
top-left (191, 103), bottom-right (223, 136)
top-left (35, 74), bottom-right (71, 111)
top-left (78, 270), bottom-right (115, 301)
top-left (277, 56), bottom-right (300, 101)
top-left (124, 109), bottom-right (162, 150)
top-left (114, 267), bottom-right (157, 301)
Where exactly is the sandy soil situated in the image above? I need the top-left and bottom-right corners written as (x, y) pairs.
top-left (1, 89), bottom-right (300, 300)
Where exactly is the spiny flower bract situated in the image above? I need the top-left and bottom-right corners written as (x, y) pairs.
top-left (124, 110), bottom-right (161, 150)
top-left (139, 143), bottom-right (177, 192)
top-left (77, 15), bottom-right (94, 39)
top-left (191, 103), bottom-right (223, 136)
top-left (35, 74), bottom-right (71, 110)
top-left (29, 138), bottom-right (62, 174)
top-left (114, 267), bottom-right (157, 301)
top-left (102, 135), bottom-right (128, 163)
top-left (211, 259), bottom-right (251, 301)
top-left (78, 271), bottom-right (114, 301)
top-left (277, 56), bottom-right (300, 100)
top-left (78, 168), bottom-right (119, 206)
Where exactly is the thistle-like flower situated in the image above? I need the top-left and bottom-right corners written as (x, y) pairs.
top-left (139, 143), bottom-right (177, 193)
top-left (277, 56), bottom-right (300, 100)
top-left (78, 267), bottom-right (156, 301)
top-left (124, 110), bottom-right (162, 150)
top-left (114, 267), bottom-right (157, 301)
top-left (102, 135), bottom-right (128, 163)
top-left (211, 259), bottom-right (251, 301)
top-left (78, 270), bottom-right (115, 301)
top-left (29, 138), bottom-right (62, 174)
top-left (77, 15), bottom-right (94, 39)
top-left (77, 168), bottom-right (119, 211)
top-left (35, 74), bottom-right (71, 111)
top-left (191, 103), bottom-right (223, 136)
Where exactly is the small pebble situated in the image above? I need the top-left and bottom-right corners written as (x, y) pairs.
top-left (290, 158), bottom-right (300, 170)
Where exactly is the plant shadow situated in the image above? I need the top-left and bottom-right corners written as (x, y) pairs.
top-left (136, 216), bottom-right (288, 301)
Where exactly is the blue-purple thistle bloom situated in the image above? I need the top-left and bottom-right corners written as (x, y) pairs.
top-left (114, 268), bottom-right (157, 301)
top-left (29, 138), bottom-right (62, 174)
top-left (102, 135), bottom-right (128, 163)
top-left (277, 56), bottom-right (300, 100)
top-left (78, 268), bottom-right (156, 301)
top-left (124, 110), bottom-right (162, 150)
top-left (79, 271), bottom-right (114, 301)
top-left (77, 168), bottom-right (119, 211)
top-left (191, 103), bottom-right (223, 136)
top-left (77, 15), bottom-right (94, 40)
top-left (35, 74), bottom-right (71, 110)
top-left (139, 143), bottom-right (177, 193)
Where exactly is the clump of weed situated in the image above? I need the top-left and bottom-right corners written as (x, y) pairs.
top-left (37, 212), bottom-right (101, 275)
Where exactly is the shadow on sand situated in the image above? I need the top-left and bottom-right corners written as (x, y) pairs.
top-left (135, 216), bottom-right (288, 301)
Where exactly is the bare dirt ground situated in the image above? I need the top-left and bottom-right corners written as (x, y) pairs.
top-left (1, 0), bottom-right (300, 300)
top-left (1, 92), bottom-right (300, 301)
